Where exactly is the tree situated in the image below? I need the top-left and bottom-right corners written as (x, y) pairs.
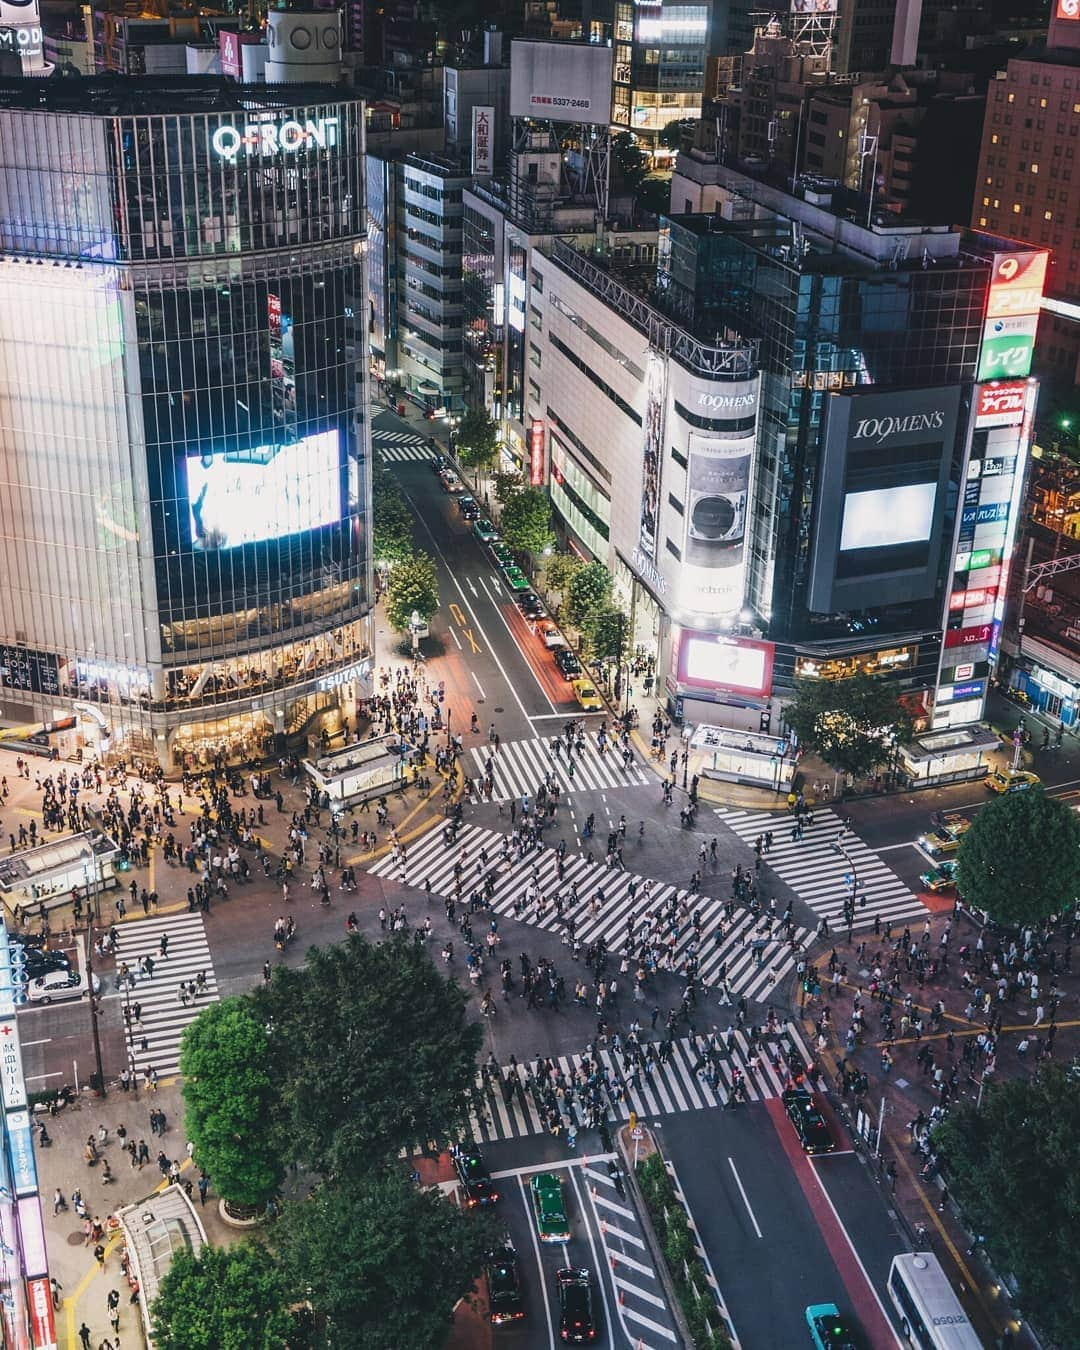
top-left (455, 406), bottom-right (499, 474)
top-left (636, 175), bottom-right (672, 218)
top-left (498, 485), bottom-right (555, 556)
top-left (567, 560), bottom-right (613, 631)
top-left (659, 118), bottom-right (694, 150)
top-left (491, 469), bottom-right (524, 507)
top-left (152, 1245), bottom-right (293, 1350)
top-left (372, 491), bottom-right (414, 570)
top-left (542, 552), bottom-right (583, 597)
top-left (253, 933), bottom-right (482, 1174)
top-left (613, 131), bottom-right (646, 190)
top-left (955, 789), bottom-right (1080, 926)
top-left (931, 1066), bottom-right (1080, 1347)
top-left (384, 553), bottom-right (439, 632)
top-left (784, 673), bottom-right (911, 780)
top-left (583, 604), bottom-right (629, 666)
top-left (277, 1167), bottom-right (497, 1349)
top-left (179, 999), bottom-right (282, 1211)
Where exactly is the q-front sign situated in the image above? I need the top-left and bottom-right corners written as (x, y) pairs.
top-left (211, 116), bottom-right (340, 161)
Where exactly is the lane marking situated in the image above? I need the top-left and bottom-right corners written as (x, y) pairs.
top-left (728, 1157), bottom-right (763, 1239)
top-left (491, 1154), bottom-right (615, 1181)
top-left (449, 627), bottom-right (462, 650)
top-left (467, 578), bottom-right (478, 597)
top-left (472, 673), bottom-right (486, 700)
top-left (517, 1174), bottom-right (557, 1350)
top-left (477, 575), bottom-right (559, 718)
top-left (569, 1163), bottom-right (620, 1350)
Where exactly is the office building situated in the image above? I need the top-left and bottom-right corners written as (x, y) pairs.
top-left (0, 78), bottom-right (373, 770)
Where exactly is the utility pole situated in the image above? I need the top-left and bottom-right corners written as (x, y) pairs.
top-left (84, 851), bottom-right (106, 1098)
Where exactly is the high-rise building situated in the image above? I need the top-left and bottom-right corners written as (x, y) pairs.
top-left (0, 77), bottom-right (373, 770)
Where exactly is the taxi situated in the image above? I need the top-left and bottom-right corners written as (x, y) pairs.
top-left (570, 680), bottom-right (603, 711)
top-left (986, 768), bottom-right (1041, 794)
top-left (919, 860), bottom-right (958, 892)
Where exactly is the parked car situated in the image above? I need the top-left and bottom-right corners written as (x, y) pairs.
top-left (554, 648), bottom-right (582, 679)
top-left (781, 1087), bottom-right (835, 1154)
top-left (502, 565), bottom-right (530, 593)
top-left (457, 495), bottom-right (481, 520)
top-left (431, 454), bottom-right (449, 473)
top-left (556, 1268), bottom-right (597, 1342)
top-left (439, 469), bottom-right (464, 494)
top-left (570, 679), bottom-right (603, 711)
top-left (23, 948), bottom-right (72, 979)
top-left (489, 542), bottom-right (515, 568)
top-left (530, 1172), bottom-right (570, 1243)
top-left (27, 969), bottom-right (100, 1005)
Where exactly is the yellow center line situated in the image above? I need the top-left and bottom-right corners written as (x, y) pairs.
top-left (872, 1016), bottom-right (1078, 1049)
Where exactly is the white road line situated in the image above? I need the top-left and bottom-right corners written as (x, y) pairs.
top-left (24, 1071), bottom-right (62, 1081)
top-left (570, 1165), bottom-right (620, 1350)
top-left (448, 627), bottom-right (462, 650)
top-left (477, 574), bottom-right (559, 718)
top-left (467, 578), bottom-right (478, 596)
top-left (727, 1157), bottom-right (763, 1239)
top-left (877, 842), bottom-right (922, 853)
top-left (518, 1175), bottom-right (558, 1350)
top-left (472, 672), bottom-right (486, 699)
top-left (490, 1155), bottom-right (615, 1182)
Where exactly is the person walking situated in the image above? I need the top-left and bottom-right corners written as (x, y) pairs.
top-left (79, 1325), bottom-right (92, 1350)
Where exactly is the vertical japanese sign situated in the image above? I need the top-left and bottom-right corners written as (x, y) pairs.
top-left (471, 105), bottom-right (494, 176)
top-left (977, 251), bottom-right (1049, 382)
top-left (528, 419), bottom-right (546, 486)
top-left (638, 351), bottom-right (667, 562)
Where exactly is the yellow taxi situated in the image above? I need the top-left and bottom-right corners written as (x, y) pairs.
top-left (986, 768), bottom-right (1041, 795)
top-left (570, 679), bottom-right (603, 711)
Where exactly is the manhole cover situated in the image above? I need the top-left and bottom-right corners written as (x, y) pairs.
top-left (66, 1231), bottom-right (85, 1246)
top-left (494, 707), bottom-right (504, 713)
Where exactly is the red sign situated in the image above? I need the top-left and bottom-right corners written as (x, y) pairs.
top-left (987, 251), bottom-right (1049, 319)
top-left (975, 380), bottom-right (1028, 428)
top-left (27, 1277), bottom-right (57, 1350)
top-left (1057, 0), bottom-right (1078, 19)
top-left (945, 623), bottom-right (992, 649)
top-left (528, 419), bottom-right (546, 487)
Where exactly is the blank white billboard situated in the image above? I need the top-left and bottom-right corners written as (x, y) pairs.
top-left (510, 40), bottom-right (614, 126)
top-left (839, 482), bottom-right (937, 552)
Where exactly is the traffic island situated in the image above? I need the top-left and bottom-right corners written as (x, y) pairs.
top-left (620, 1123), bottom-right (735, 1349)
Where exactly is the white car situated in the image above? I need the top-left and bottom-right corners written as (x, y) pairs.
top-left (27, 969), bottom-right (101, 1005)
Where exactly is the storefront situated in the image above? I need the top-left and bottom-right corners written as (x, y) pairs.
top-left (0, 830), bottom-right (120, 919)
top-left (1010, 636), bottom-right (1080, 729)
top-left (898, 725), bottom-right (1000, 788)
top-left (689, 724), bottom-right (795, 791)
top-left (794, 645), bottom-right (919, 681)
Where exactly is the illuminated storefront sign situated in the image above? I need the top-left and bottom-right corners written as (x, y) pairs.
top-left (316, 660), bottom-right (371, 692)
top-left (211, 116), bottom-right (340, 161)
top-left (6, 1111), bottom-right (35, 1197)
top-left (977, 252), bottom-right (1048, 382)
top-left (528, 419), bottom-right (546, 487)
top-left (974, 380), bottom-right (1028, 428)
top-left (954, 548), bottom-right (998, 572)
top-left (27, 1277), bottom-right (57, 1350)
top-left (0, 1020), bottom-right (27, 1112)
top-left (986, 252), bottom-right (1049, 319)
top-left (944, 623), bottom-right (992, 649)
top-left (17, 1196), bottom-right (47, 1278)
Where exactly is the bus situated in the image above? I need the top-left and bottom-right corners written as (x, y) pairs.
top-left (887, 1253), bottom-right (983, 1349)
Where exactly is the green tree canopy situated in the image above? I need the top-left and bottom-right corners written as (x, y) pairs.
top-left (499, 485), bottom-right (555, 556)
top-left (955, 789), bottom-right (1080, 925)
top-left (277, 1167), bottom-right (496, 1350)
top-left (491, 469), bottom-right (524, 506)
top-left (542, 552), bottom-right (584, 597)
top-left (384, 553), bottom-right (439, 631)
top-left (253, 933), bottom-right (482, 1174)
top-left (372, 491), bottom-right (415, 570)
top-left (931, 1066), bottom-right (1080, 1347)
top-left (455, 406), bottom-right (500, 473)
top-left (152, 1244), bottom-right (293, 1350)
top-left (785, 672), bottom-right (911, 779)
top-left (613, 131), bottom-right (646, 189)
top-left (584, 604), bottom-right (629, 666)
top-left (567, 560), bottom-right (613, 631)
top-left (659, 118), bottom-right (694, 149)
top-left (179, 999), bottom-right (282, 1209)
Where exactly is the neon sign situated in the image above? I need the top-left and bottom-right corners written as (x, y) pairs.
top-left (211, 116), bottom-right (340, 161)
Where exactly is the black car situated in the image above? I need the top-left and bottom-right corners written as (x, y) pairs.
top-left (23, 949), bottom-right (72, 979)
top-left (556, 1268), bottom-right (597, 1343)
top-left (553, 648), bottom-right (582, 679)
top-left (782, 1087), bottom-right (835, 1154)
top-left (458, 496), bottom-right (481, 520)
top-left (515, 591), bottom-right (545, 619)
top-left (485, 1245), bottom-right (525, 1325)
top-left (452, 1146), bottom-right (498, 1206)
top-left (431, 454), bottom-right (449, 473)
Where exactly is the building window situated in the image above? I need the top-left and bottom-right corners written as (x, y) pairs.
top-left (1013, 203), bottom-right (1022, 213)
top-left (1031, 163), bottom-right (1039, 173)
top-left (1045, 210), bottom-right (1053, 220)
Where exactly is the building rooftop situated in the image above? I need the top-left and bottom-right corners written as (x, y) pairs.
top-left (0, 75), bottom-right (359, 116)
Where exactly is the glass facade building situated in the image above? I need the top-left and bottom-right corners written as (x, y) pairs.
top-left (0, 78), bottom-right (373, 769)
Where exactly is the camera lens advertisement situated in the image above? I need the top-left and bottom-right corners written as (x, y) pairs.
top-left (678, 432), bottom-right (754, 616)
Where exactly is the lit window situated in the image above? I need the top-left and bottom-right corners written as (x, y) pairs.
top-left (1007, 93), bottom-right (1015, 103)
top-left (982, 196), bottom-right (990, 205)
top-left (1040, 98), bottom-right (1047, 108)
top-left (979, 216), bottom-right (988, 226)
top-left (991, 134), bottom-right (999, 144)
top-left (1013, 202), bottom-right (1022, 213)
top-left (993, 198), bottom-right (1000, 207)
top-left (1074, 103), bottom-right (1080, 114)
top-left (1031, 163), bottom-right (1039, 173)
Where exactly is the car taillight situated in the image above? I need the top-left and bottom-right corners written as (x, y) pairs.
top-left (491, 1192), bottom-right (499, 1201)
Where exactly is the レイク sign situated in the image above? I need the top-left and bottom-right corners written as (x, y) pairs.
top-left (211, 116), bottom-right (340, 161)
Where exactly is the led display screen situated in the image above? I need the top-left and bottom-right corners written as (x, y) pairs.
top-left (677, 634), bottom-right (774, 697)
top-left (839, 483), bottom-right (937, 552)
top-left (186, 430), bottom-right (340, 550)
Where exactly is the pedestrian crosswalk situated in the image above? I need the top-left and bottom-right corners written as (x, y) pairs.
top-left (469, 733), bottom-right (650, 802)
top-left (113, 913), bottom-right (220, 1079)
top-left (372, 428), bottom-right (434, 461)
top-left (466, 1021), bottom-right (815, 1143)
top-left (369, 821), bottom-right (811, 1003)
top-left (713, 806), bottom-right (928, 932)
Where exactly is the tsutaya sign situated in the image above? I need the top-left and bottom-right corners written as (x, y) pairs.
top-left (211, 116), bottom-right (340, 161)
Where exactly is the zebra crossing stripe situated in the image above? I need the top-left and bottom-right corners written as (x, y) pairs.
top-left (713, 806), bottom-right (928, 930)
top-left (470, 733), bottom-right (650, 802)
top-left (369, 821), bottom-right (811, 1003)
top-left (372, 428), bottom-right (429, 445)
top-left (114, 912), bottom-right (220, 1078)
top-left (376, 443), bottom-right (435, 463)
top-left (464, 1023), bottom-right (812, 1143)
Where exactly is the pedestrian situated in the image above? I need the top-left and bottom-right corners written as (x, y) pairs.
top-left (79, 1325), bottom-right (92, 1350)
top-left (197, 1171), bottom-right (209, 1205)
top-left (93, 1243), bottom-right (106, 1269)
top-left (50, 1276), bottom-right (62, 1310)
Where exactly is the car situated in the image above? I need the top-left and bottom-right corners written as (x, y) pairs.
top-left (27, 969), bottom-right (101, 1005)
top-left (452, 1146), bottom-right (498, 1207)
top-left (502, 565), bottom-right (530, 592)
top-left (556, 1268), bottom-right (597, 1342)
top-left (570, 679), bottom-right (603, 711)
top-left (473, 517), bottom-right (499, 543)
top-left (530, 1172), bottom-right (570, 1243)
top-left (806, 1303), bottom-right (865, 1349)
top-left (457, 495), bottom-right (481, 520)
top-left (781, 1086), bottom-right (835, 1154)
top-left (431, 454), bottom-right (449, 473)
top-left (23, 948), bottom-right (72, 979)
top-left (489, 542), bottom-right (515, 568)
top-left (915, 826), bottom-right (961, 860)
top-left (439, 469), bottom-right (464, 493)
top-left (987, 767), bottom-right (1041, 794)
top-left (919, 860), bottom-right (958, 892)
top-left (536, 619), bottom-right (567, 649)
top-left (516, 591), bottom-right (545, 619)
top-left (553, 648), bottom-right (582, 679)
top-left (484, 1245), bottom-right (525, 1325)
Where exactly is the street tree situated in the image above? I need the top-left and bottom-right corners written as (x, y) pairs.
top-left (372, 491), bottom-right (414, 570)
top-left (454, 406), bottom-right (500, 474)
top-left (784, 673), bottom-right (911, 780)
top-left (498, 485), bottom-right (555, 556)
top-left (584, 604), bottom-right (629, 666)
top-left (567, 560), bottom-right (613, 631)
top-left (152, 1244), bottom-right (293, 1350)
top-left (491, 469), bottom-right (524, 506)
top-left (253, 933), bottom-right (482, 1174)
top-left (659, 118), bottom-right (695, 150)
top-left (542, 552), bottom-right (583, 598)
top-left (179, 999), bottom-right (282, 1212)
top-left (931, 1065), bottom-right (1080, 1347)
top-left (276, 1167), bottom-right (497, 1349)
top-left (955, 789), bottom-right (1080, 925)
top-left (384, 553), bottom-right (439, 631)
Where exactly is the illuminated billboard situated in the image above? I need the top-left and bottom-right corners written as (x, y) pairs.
top-left (986, 251), bottom-right (1049, 317)
top-left (509, 40), bottom-right (614, 126)
top-left (839, 483), bottom-right (937, 552)
top-left (678, 432), bottom-right (754, 616)
top-left (978, 315), bottom-right (1039, 382)
top-left (977, 250), bottom-right (1048, 383)
top-left (186, 430), bottom-right (341, 550)
top-left (637, 351), bottom-right (666, 563)
top-left (974, 380), bottom-right (1028, 428)
top-left (677, 633), bottom-right (774, 698)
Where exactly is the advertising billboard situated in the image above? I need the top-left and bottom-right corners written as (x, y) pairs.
top-left (808, 386), bottom-right (962, 612)
top-left (986, 250), bottom-right (1049, 318)
top-left (0, 0), bottom-right (36, 25)
top-left (978, 315), bottom-right (1039, 382)
top-left (977, 250), bottom-right (1048, 382)
top-left (1057, 0), bottom-right (1079, 16)
top-left (792, 0), bottom-right (838, 11)
top-left (637, 351), bottom-right (666, 563)
top-left (678, 432), bottom-right (754, 616)
top-left (471, 105), bottom-right (494, 176)
top-left (528, 418), bottom-right (546, 486)
top-left (186, 431), bottom-right (341, 550)
top-left (509, 40), bottom-right (614, 126)
top-left (677, 633), bottom-right (774, 698)
top-left (975, 380), bottom-right (1028, 428)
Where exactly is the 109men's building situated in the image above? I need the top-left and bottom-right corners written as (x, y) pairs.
top-left (0, 78), bottom-right (374, 769)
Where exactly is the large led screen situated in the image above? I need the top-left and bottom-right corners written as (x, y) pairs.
top-left (187, 430), bottom-right (340, 550)
top-left (839, 483), bottom-right (937, 552)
